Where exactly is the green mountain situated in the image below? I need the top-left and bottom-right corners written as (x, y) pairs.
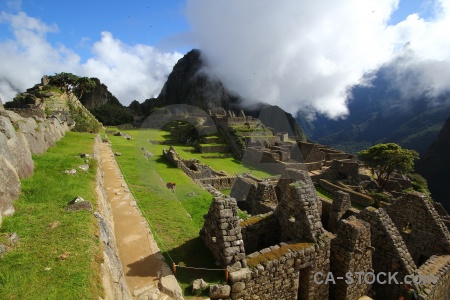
top-left (79, 77), bottom-right (133, 126)
top-left (129, 49), bottom-right (306, 140)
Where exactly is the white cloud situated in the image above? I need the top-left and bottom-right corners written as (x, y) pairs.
top-left (0, 11), bottom-right (182, 105)
top-left (80, 32), bottom-right (182, 104)
top-left (384, 1), bottom-right (450, 100)
top-left (185, 0), bottom-right (450, 118)
top-left (0, 11), bottom-right (79, 102)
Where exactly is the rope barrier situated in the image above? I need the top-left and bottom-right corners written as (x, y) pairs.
top-left (172, 264), bottom-right (229, 281)
top-left (114, 152), bottom-right (176, 266)
top-left (175, 266), bottom-right (227, 271)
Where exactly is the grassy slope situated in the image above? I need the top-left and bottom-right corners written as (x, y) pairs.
top-left (146, 129), bottom-right (275, 178)
top-left (108, 129), bottom-right (226, 295)
top-left (0, 132), bottom-right (102, 300)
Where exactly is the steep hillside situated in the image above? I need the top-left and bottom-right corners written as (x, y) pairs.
top-left (130, 49), bottom-right (306, 140)
top-left (4, 76), bottom-right (102, 133)
top-left (304, 65), bottom-right (450, 155)
top-left (79, 78), bottom-right (133, 125)
top-left (417, 116), bottom-right (450, 211)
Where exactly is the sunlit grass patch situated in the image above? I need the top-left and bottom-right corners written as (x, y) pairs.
top-left (0, 132), bottom-right (102, 300)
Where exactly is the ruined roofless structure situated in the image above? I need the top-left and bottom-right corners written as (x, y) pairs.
top-left (200, 169), bottom-right (450, 300)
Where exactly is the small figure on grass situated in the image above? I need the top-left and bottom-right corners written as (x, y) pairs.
top-left (166, 182), bottom-right (176, 193)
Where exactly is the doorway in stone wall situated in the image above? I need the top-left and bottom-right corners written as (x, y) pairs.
top-left (297, 265), bottom-right (313, 300)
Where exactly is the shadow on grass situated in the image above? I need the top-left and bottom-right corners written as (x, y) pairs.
top-left (155, 156), bottom-right (178, 168)
top-left (163, 236), bottom-right (225, 296)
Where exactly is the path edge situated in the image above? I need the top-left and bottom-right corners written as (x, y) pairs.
top-left (94, 134), bottom-right (133, 300)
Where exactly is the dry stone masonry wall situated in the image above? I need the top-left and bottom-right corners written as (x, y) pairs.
top-left (0, 103), bottom-right (69, 224)
top-left (358, 207), bottom-right (417, 299)
top-left (199, 197), bottom-right (247, 272)
top-left (385, 192), bottom-right (450, 265)
top-left (330, 217), bottom-right (372, 300)
top-left (240, 213), bottom-right (280, 254)
top-left (163, 146), bottom-right (236, 190)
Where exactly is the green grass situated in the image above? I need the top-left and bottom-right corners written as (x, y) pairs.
top-left (140, 129), bottom-right (275, 178)
top-left (315, 185), bottom-right (368, 210)
top-left (107, 129), bottom-right (225, 295)
top-left (106, 128), bottom-right (279, 295)
top-left (198, 143), bottom-right (228, 146)
top-left (315, 185), bottom-right (334, 200)
top-left (0, 132), bottom-right (102, 300)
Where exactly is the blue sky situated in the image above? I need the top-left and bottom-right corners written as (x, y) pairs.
top-left (1, 0), bottom-right (449, 118)
top-left (0, 0), bottom-right (192, 60)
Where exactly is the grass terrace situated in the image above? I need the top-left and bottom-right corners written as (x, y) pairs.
top-left (141, 128), bottom-right (276, 178)
top-left (105, 127), bottom-right (279, 294)
top-left (0, 132), bottom-right (102, 300)
top-left (106, 129), bottom-right (226, 295)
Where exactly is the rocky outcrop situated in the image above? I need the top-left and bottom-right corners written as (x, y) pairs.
top-left (0, 101), bottom-right (69, 225)
top-left (133, 49), bottom-right (306, 140)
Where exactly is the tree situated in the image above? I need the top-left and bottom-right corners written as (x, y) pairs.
top-left (357, 143), bottom-right (419, 192)
top-left (48, 72), bottom-right (96, 102)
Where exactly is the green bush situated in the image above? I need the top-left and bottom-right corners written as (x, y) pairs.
top-left (69, 103), bottom-right (102, 133)
top-left (408, 173), bottom-right (431, 196)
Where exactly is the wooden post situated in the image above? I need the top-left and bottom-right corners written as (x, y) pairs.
top-left (225, 267), bottom-right (229, 282)
top-left (172, 263), bottom-right (177, 277)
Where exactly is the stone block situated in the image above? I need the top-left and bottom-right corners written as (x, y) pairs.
top-left (209, 284), bottom-right (231, 299)
top-left (229, 268), bottom-right (252, 282)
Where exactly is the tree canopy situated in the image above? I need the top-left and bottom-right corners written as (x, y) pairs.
top-left (48, 72), bottom-right (96, 101)
top-left (357, 143), bottom-right (419, 191)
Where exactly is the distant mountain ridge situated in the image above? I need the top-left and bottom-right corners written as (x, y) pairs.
top-left (303, 64), bottom-right (450, 155)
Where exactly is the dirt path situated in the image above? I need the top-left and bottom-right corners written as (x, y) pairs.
top-left (99, 141), bottom-right (181, 300)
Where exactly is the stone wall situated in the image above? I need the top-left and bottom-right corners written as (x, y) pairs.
top-left (324, 152), bottom-right (351, 161)
top-left (240, 213), bottom-right (280, 254)
top-left (0, 106), bottom-right (69, 224)
top-left (298, 141), bottom-right (324, 163)
top-left (328, 191), bottom-right (352, 234)
top-left (330, 217), bottom-right (372, 300)
top-left (319, 197), bottom-right (332, 228)
top-left (358, 207), bottom-right (416, 299)
top-left (163, 146), bottom-right (231, 182)
top-left (324, 159), bottom-right (359, 179)
top-left (275, 169), bottom-right (324, 242)
top-left (197, 144), bottom-right (230, 153)
top-left (199, 197), bottom-right (247, 272)
top-left (6, 108), bottom-right (45, 119)
top-left (275, 180), bottom-right (325, 243)
top-left (433, 202), bottom-right (450, 218)
top-left (416, 255), bottom-right (450, 299)
top-left (230, 176), bottom-right (278, 215)
top-left (385, 192), bottom-right (450, 265)
top-left (199, 176), bottom-right (236, 190)
top-left (319, 179), bottom-right (374, 207)
top-left (227, 237), bottom-right (331, 300)
top-left (202, 169), bottom-right (330, 300)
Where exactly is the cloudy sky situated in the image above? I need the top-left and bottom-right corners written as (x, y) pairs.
top-left (0, 0), bottom-right (449, 118)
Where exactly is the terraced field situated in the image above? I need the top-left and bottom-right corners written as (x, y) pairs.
top-left (107, 128), bottom-right (275, 296)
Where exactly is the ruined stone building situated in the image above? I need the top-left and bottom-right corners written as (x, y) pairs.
top-left (156, 109), bottom-right (450, 299)
top-left (163, 146), bottom-right (235, 190)
top-left (200, 169), bottom-right (450, 300)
